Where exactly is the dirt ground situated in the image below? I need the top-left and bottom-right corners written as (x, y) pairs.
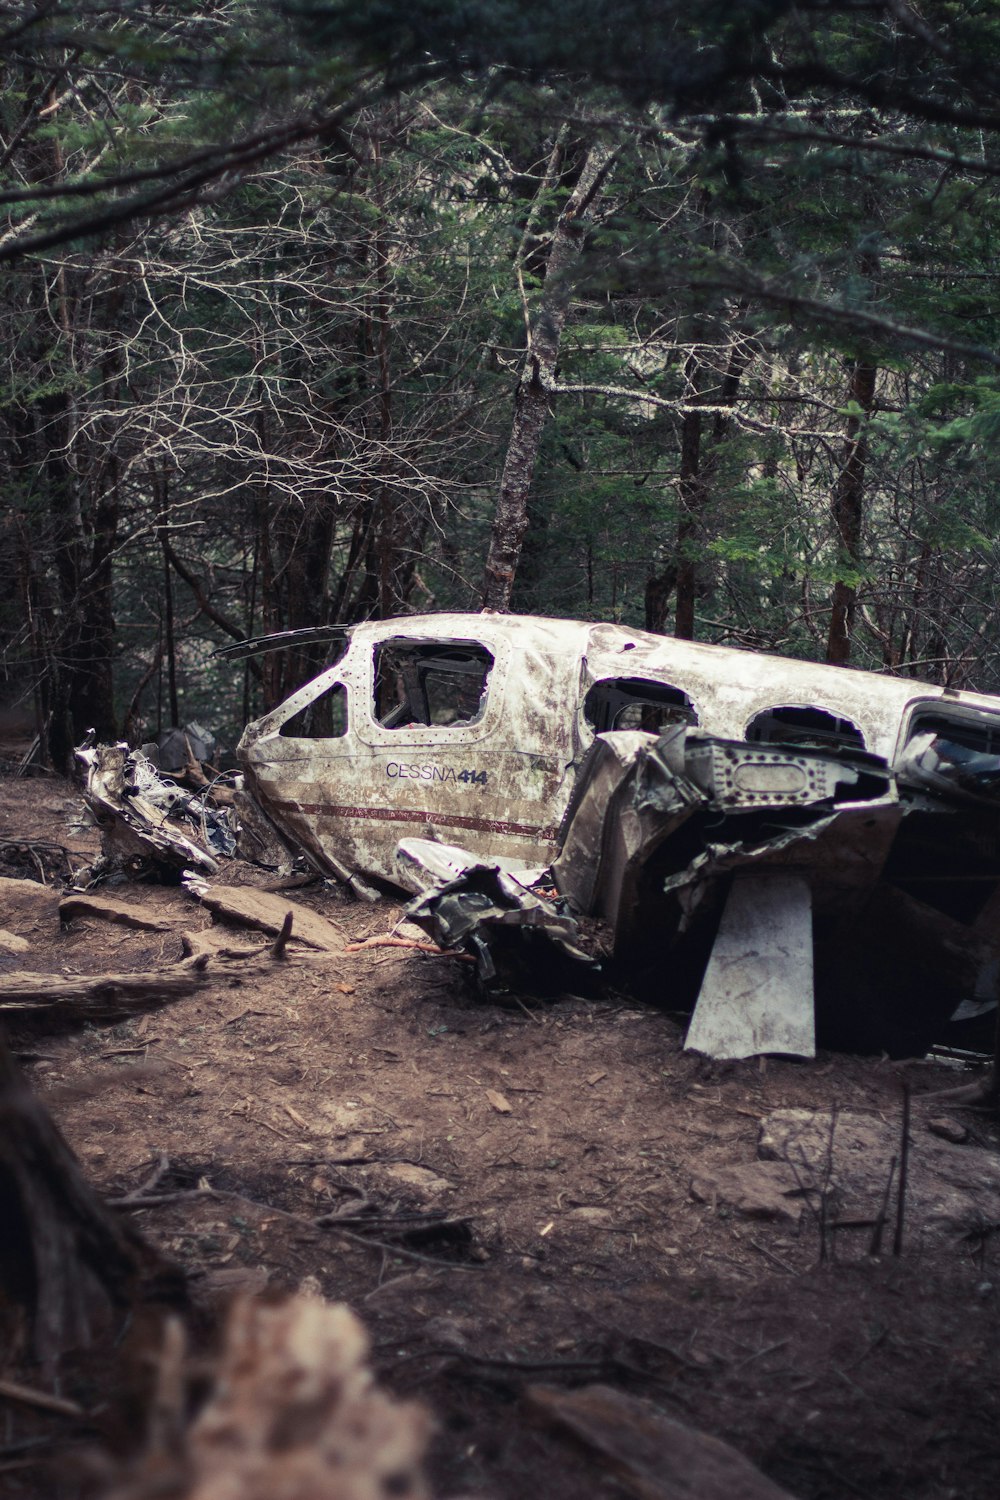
top-left (2, 773), bottom-right (1000, 1500)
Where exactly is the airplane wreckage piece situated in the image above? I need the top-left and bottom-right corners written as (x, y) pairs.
top-left (225, 613), bottom-right (1000, 1059)
top-left (398, 836), bottom-right (595, 982)
top-left (77, 741), bottom-right (236, 879)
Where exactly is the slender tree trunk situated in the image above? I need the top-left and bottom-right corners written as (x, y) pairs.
top-left (482, 141), bottom-right (615, 611)
top-left (644, 563), bottom-right (678, 634)
top-left (157, 467), bottom-right (179, 728)
top-left (648, 317), bottom-right (748, 638)
top-left (371, 138), bottom-right (398, 617)
top-left (827, 359), bottom-right (877, 665)
top-left (673, 366), bottom-right (706, 639)
top-left (122, 636), bottom-right (166, 743)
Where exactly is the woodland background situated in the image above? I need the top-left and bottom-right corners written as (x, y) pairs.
top-left (1, 0), bottom-right (999, 768)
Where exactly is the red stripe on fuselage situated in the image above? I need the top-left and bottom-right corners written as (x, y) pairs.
top-left (268, 799), bottom-right (558, 842)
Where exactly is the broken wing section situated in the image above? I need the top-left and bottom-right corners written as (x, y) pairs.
top-left (554, 728), bottom-right (892, 941)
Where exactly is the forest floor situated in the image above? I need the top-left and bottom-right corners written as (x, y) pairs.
top-left (2, 772), bottom-right (1000, 1500)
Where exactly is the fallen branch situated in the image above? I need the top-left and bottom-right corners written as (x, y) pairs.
top-left (919, 1074), bottom-right (1000, 1113)
top-left (0, 956), bottom-right (209, 1013)
top-left (111, 1179), bottom-right (481, 1274)
top-left (122, 1152), bottom-right (172, 1202)
top-left (106, 1188), bottom-right (214, 1210)
top-left (345, 936), bottom-right (476, 961)
top-left (327, 1225), bottom-right (481, 1272)
top-left (1, 840), bottom-right (76, 881)
top-left (747, 1238), bottom-right (798, 1276)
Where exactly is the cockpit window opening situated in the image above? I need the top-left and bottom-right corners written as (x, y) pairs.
top-left (896, 705), bottom-right (1000, 811)
top-left (374, 640), bottom-right (494, 729)
top-left (905, 707), bottom-right (1000, 757)
top-left (279, 681), bottom-right (349, 739)
top-left (584, 677), bottom-right (698, 735)
top-left (746, 705), bottom-right (865, 752)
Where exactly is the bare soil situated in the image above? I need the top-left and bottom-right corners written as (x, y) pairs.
top-left (2, 774), bottom-right (1000, 1499)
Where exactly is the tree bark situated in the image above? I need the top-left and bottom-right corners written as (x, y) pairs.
top-left (827, 359), bottom-right (878, 665)
top-left (650, 316), bottom-right (748, 639)
top-left (0, 1040), bottom-right (174, 1371)
top-left (481, 141), bottom-right (615, 611)
top-left (673, 368), bottom-right (706, 640)
top-left (644, 563), bottom-right (678, 634)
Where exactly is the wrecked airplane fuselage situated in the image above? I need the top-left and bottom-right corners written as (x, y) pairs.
top-left (236, 614), bottom-right (1000, 1059)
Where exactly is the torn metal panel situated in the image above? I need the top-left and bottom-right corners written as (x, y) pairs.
top-left (398, 836), bottom-right (594, 983)
top-left (556, 728), bottom-right (897, 952)
top-left (896, 728), bottom-right (1000, 806)
top-left (684, 873), bottom-right (815, 1060)
top-left (659, 800), bottom-right (903, 918)
top-left (553, 728), bottom-right (703, 940)
top-left (77, 742), bottom-right (229, 879)
top-left (396, 835), bottom-right (551, 893)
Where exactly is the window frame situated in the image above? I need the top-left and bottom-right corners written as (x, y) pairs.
top-left (744, 703), bottom-right (867, 753)
top-left (354, 634), bottom-right (509, 748)
top-left (582, 675), bottom-right (700, 736)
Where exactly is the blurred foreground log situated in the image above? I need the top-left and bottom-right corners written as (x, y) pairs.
top-left (0, 1041), bottom-right (181, 1371)
top-left (0, 1039), bottom-right (427, 1498)
top-left (528, 1383), bottom-right (797, 1500)
top-left (104, 1294), bottom-right (432, 1500)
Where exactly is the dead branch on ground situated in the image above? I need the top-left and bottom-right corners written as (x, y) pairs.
top-left (0, 957), bottom-right (209, 1014)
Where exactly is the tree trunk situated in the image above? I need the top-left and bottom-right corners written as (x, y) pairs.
top-left (827, 359), bottom-right (878, 665)
top-left (481, 141), bottom-right (615, 611)
top-left (644, 564), bottom-right (678, 634)
top-left (159, 503), bottom-right (179, 729)
top-left (673, 371), bottom-right (706, 640)
top-left (650, 318), bottom-right (748, 639)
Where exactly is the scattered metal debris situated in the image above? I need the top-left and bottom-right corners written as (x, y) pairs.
top-left (399, 837), bottom-right (595, 983)
top-left (76, 741), bottom-right (235, 880)
top-left (233, 613), bottom-right (1000, 1057)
